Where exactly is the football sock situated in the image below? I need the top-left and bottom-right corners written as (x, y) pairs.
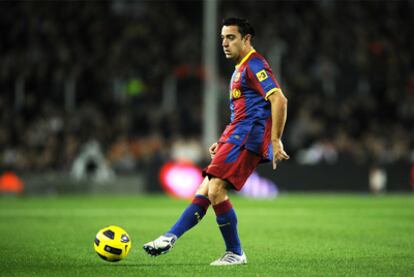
top-left (166, 194), bottom-right (211, 238)
top-left (213, 199), bottom-right (242, 255)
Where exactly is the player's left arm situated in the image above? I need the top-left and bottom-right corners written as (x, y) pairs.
top-left (267, 90), bottom-right (289, 170)
top-left (246, 58), bottom-right (290, 169)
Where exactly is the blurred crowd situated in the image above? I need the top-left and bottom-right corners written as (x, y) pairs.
top-left (0, 1), bottom-right (413, 175)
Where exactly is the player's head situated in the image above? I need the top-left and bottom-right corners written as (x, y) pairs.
top-left (222, 18), bottom-right (255, 39)
top-left (221, 18), bottom-right (255, 61)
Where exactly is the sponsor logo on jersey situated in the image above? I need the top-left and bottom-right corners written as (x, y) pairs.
top-left (256, 69), bottom-right (268, 82)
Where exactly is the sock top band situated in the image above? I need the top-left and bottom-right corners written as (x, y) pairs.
top-left (192, 195), bottom-right (211, 210)
top-left (213, 199), bottom-right (233, 216)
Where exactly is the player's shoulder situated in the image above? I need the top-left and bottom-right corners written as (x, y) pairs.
top-left (247, 52), bottom-right (270, 72)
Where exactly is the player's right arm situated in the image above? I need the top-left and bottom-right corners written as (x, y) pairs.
top-left (209, 142), bottom-right (218, 159)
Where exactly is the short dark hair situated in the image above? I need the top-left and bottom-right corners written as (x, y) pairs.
top-left (222, 18), bottom-right (255, 38)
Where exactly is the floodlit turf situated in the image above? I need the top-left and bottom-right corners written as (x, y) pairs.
top-left (0, 193), bottom-right (413, 276)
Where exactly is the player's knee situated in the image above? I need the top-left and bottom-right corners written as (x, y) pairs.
top-left (195, 177), bottom-right (209, 196)
top-left (208, 178), bottom-right (227, 205)
top-left (208, 189), bottom-right (224, 205)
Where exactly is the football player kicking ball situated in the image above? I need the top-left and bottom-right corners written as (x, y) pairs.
top-left (143, 18), bottom-right (289, 266)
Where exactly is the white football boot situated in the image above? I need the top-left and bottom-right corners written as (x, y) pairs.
top-left (210, 251), bottom-right (247, 266)
top-left (143, 234), bottom-right (177, 256)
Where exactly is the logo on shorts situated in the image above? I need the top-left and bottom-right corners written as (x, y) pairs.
top-left (256, 69), bottom-right (268, 82)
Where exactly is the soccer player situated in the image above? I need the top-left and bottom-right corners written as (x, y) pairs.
top-left (143, 18), bottom-right (289, 266)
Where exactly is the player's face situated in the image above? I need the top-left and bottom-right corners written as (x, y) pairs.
top-left (221, 25), bottom-right (246, 61)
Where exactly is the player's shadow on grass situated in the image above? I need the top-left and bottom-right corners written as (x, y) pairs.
top-left (109, 263), bottom-right (207, 267)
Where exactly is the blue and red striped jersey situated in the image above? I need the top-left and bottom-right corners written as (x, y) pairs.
top-left (218, 50), bottom-right (282, 162)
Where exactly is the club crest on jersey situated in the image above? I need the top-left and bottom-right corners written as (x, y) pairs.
top-left (232, 88), bottom-right (241, 99)
top-left (256, 69), bottom-right (268, 82)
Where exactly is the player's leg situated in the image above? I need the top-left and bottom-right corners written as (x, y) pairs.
top-left (208, 177), bottom-right (247, 265)
top-left (204, 143), bottom-right (262, 265)
top-left (166, 177), bottom-right (211, 237)
top-left (143, 177), bottom-right (211, 256)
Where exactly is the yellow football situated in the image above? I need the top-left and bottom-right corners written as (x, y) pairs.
top-left (94, 225), bottom-right (131, 262)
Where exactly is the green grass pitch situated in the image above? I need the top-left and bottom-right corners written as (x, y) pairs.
top-left (1, 194), bottom-right (413, 276)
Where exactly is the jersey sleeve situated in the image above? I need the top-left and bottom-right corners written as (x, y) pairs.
top-left (246, 57), bottom-right (281, 100)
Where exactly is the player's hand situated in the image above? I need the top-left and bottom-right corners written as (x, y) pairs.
top-left (209, 142), bottom-right (218, 159)
top-left (272, 139), bottom-right (289, 170)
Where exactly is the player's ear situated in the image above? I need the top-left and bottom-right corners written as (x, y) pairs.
top-left (243, 34), bottom-right (251, 44)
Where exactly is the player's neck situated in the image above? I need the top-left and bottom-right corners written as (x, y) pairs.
top-left (236, 46), bottom-right (254, 65)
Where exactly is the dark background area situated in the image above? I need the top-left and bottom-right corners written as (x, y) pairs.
top-left (0, 1), bottom-right (413, 192)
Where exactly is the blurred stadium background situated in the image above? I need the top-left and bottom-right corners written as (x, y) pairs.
top-left (0, 0), bottom-right (413, 196)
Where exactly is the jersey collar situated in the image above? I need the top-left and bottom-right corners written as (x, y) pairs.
top-left (236, 49), bottom-right (256, 68)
